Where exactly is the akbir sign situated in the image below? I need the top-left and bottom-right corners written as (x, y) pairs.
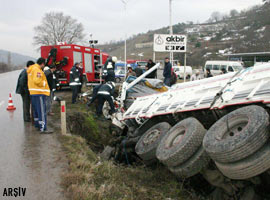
top-left (153, 34), bottom-right (187, 52)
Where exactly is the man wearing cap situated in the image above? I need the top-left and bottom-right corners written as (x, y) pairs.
top-left (69, 62), bottom-right (81, 104)
top-left (163, 57), bottom-right (172, 86)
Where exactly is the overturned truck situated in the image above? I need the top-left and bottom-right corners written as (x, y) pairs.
top-left (110, 63), bottom-right (270, 198)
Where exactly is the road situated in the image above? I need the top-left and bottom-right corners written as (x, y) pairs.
top-left (0, 70), bottom-right (67, 199)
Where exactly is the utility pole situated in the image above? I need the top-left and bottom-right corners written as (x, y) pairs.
top-left (169, 0), bottom-right (174, 65)
top-left (121, 0), bottom-right (128, 77)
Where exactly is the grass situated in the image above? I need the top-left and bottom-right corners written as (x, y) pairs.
top-left (60, 135), bottom-right (186, 200)
top-left (52, 88), bottom-right (189, 200)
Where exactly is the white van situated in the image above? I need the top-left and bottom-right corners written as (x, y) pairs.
top-left (173, 66), bottom-right (192, 79)
top-left (204, 61), bottom-right (243, 76)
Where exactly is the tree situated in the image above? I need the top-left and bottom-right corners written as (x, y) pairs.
top-left (210, 11), bottom-right (222, 22)
top-left (33, 12), bottom-right (85, 46)
top-left (230, 9), bottom-right (239, 18)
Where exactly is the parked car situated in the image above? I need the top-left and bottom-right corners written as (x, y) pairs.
top-left (173, 66), bottom-right (192, 79)
top-left (115, 69), bottom-right (125, 83)
top-left (204, 60), bottom-right (243, 76)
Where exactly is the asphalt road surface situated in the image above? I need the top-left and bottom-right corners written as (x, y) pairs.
top-left (0, 70), bottom-right (67, 199)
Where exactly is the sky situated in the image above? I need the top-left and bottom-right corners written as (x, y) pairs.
top-left (0, 0), bottom-right (263, 58)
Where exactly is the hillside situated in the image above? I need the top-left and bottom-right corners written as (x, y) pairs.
top-left (0, 49), bottom-right (35, 73)
top-left (97, 2), bottom-right (270, 67)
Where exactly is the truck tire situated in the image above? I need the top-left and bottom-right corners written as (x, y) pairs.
top-left (135, 122), bottom-right (171, 161)
top-left (116, 77), bottom-right (121, 83)
top-left (156, 118), bottom-right (206, 167)
top-left (203, 105), bottom-right (269, 163)
top-left (215, 143), bottom-right (270, 180)
top-left (168, 146), bottom-right (210, 178)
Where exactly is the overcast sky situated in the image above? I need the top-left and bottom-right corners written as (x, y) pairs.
top-left (0, 0), bottom-right (263, 57)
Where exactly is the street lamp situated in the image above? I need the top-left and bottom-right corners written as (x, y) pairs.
top-left (169, 0), bottom-right (174, 65)
top-left (120, 0), bottom-right (128, 77)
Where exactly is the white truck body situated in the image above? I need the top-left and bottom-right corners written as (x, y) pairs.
top-left (122, 63), bottom-right (270, 123)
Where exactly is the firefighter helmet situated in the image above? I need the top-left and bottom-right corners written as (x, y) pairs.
top-left (112, 56), bottom-right (117, 63)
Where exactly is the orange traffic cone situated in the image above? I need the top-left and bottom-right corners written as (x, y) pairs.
top-left (6, 93), bottom-right (16, 111)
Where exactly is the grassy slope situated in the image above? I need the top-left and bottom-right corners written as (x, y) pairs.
top-left (52, 91), bottom-right (188, 200)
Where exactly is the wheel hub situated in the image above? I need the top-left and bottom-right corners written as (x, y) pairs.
top-left (143, 129), bottom-right (161, 145)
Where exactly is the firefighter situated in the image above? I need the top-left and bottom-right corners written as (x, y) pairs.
top-left (96, 81), bottom-right (116, 119)
top-left (69, 62), bottom-right (81, 104)
top-left (102, 62), bottom-right (115, 82)
top-left (78, 61), bottom-right (84, 94)
top-left (27, 58), bottom-right (52, 133)
top-left (104, 56), bottom-right (117, 70)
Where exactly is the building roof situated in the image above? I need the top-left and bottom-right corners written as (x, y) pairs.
top-left (225, 52), bottom-right (270, 57)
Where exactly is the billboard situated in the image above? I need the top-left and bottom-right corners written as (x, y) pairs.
top-left (153, 34), bottom-right (187, 52)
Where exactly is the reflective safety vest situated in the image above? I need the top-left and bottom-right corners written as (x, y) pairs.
top-left (27, 64), bottom-right (50, 96)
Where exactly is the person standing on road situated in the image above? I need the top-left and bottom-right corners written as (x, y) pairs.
top-left (44, 65), bottom-right (56, 115)
top-left (145, 59), bottom-right (157, 78)
top-left (27, 58), bottom-right (51, 133)
top-left (190, 70), bottom-right (201, 81)
top-left (69, 63), bottom-right (81, 104)
top-left (16, 60), bottom-right (35, 122)
top-left (78, 61), bottom-right (84, 94)
top-left (163, 57), bottom-right (172, 86)
top-left (96, 82), bottom-right (116, 119)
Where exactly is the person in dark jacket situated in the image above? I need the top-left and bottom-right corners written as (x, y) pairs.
top-left (16, 60), bottom-right (35, 122)
top-left (69, 63), bottom-right (81, 104)
top-left (44, 65), bottom-right (56, 115)
top-left (102, 62), bottom-right (115, 82)
top-left (134, 65), bottom-right (143, 77)
top-left (104, 56), bottom-right (117, 70)
top-left (78, 61), bottom-right (84, 93)
top-left (163, 57), bottom-right (172, 86)
top-left (96, 82), bottom-right (116, 118)
top-left (145, 59), bottom-right (157, 78)
top-left (206, 68), bottom-right (213, 78)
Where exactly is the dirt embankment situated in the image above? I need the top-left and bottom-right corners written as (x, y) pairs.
top-left (51, 91), bottom-right (194, 200)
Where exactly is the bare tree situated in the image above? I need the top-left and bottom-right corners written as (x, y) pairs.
top-left (230, 9), bottom-right (239, 18)
top-left (210, 11), bottom-right (222, 22)
top-left (33, 12), bottom-right (85, 46)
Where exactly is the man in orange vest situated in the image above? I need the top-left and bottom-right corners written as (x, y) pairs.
top-left (27, 58), bottom-right (52, 133)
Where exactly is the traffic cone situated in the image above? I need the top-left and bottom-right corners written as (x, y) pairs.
top-left (6, 93), bottom-right (16, 111)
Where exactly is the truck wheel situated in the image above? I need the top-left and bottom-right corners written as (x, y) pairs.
top-left (168, 146), bottom-right (210, 178)
top-left (116, 77), bottom-right (121, 83)
top-left (156, 117), bottom-right (206, 167)
top-left (215, 144), bottom-right (270, 180)
top-left (203, 105), bottom-right (269, 163)
top-left (135, 122), bottom-right (171, 161)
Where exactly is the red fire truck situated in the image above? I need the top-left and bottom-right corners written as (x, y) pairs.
top-left (41, 44), bottom-right (109, 87)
